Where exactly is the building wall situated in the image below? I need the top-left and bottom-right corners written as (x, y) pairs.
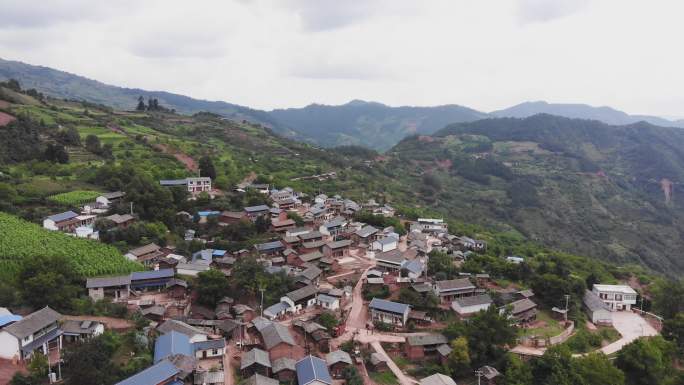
top-left (453, 303), bottom-right (490, 315)
top-left (269, 343), bottom-right (295, 361)
top-left (0, 332), bottom-right (19, 359)
top-left (42, 219), bottom-right (58, 231)
top-left (404, 345), bottom-right (425, 360)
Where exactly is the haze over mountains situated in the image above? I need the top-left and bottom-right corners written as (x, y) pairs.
top-left (2, 57), bottom-right (684, 151)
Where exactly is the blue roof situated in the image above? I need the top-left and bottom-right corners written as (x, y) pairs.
top-left (369, 298), bottom-right (410, 315)
top-left (0, 314), bottom-right (22, 328)
top-left (212, 249), bottom-right (227, 257)
top-left (255, 241), bottom-right (284, 252)
top-left (197, 211), bottom-right (220, 217)
top-left (47, 211), bottom-right (78, 222)
top-left (154, 331), bottom-right (192, 363)
top-left (192, 249), bottom-right (213, 262)
top-left (402, 259), bottom-right (424, 274)
top-left (116, 359), bottom-right (179, 385)
top-left (296, 355), bottom-right (332, 385)
top-left (131, 269), bottom-right (175, 281)
top-left (245, 205), bottom-right (270, 212)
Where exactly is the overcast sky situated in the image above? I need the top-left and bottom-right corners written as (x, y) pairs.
top-left (1, 0), bottom-right (683, 116)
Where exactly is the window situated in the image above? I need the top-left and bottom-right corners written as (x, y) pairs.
top-left (212, 349), bottom-right (219, 355)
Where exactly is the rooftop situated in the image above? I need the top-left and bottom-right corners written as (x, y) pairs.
top-left (296, 355), bottom-right (333, 385)
top-left (452, 294), bottom-right (493, 308)
top-left (406, 334), bottom-right (448, 346)
top-left (241, 348), bottom-right (271, 369)
top-left (3, 306), bottom-right (62, 339)
top-left (115, 359), bottom-right (179, 385)
top-left (369, 298), bottom-right (410, 315)
top-left (592, 284), bottom-right (637, 295)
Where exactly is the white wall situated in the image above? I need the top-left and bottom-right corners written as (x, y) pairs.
top-left (0, 332), bottom-right (20, 359)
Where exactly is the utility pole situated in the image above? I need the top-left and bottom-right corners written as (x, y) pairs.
top-left (259, 288), bottom-right (265, 317)
top-left (130, 202), bottom-right (134, 215)
top-left (475, 369), bottom-right (483, 385)
top-left (564, 294), bottom-right (570, 322)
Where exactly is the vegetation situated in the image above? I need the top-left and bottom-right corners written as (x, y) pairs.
top-left (48, 190), bottom-right (101, 205)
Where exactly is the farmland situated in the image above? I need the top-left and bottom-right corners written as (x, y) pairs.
top-left (48, 190), bottom-right (101, 205)
top-left (0, 212), bottom-right (142, 280)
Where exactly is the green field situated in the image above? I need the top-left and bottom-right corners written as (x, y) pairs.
top-left (0, 212), bottom-right (142, 280)
top-left (48, 190), bottom-right (101, 205)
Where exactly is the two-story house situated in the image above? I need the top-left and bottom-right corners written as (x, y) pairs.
top-left (0, 307), bottom-right (63, 361)
top-left (369, 298), bottom-right (410, 327)
top-left (592, 284), bottom-right (638, 311)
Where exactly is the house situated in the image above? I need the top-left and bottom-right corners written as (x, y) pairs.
top-left (296, 266), bottom-right (323, 287)
top-left (436, 344), bottom-right (452, 365)
top-left (326, 350), bottom-right (352, 378)
top-left (404, 334), bottom-right (448, 360)
top-left (319, 217), bottom-right (347, 237)
top-left (369, 352), bottom-right (389, 372)
top-left (255, 241), bottom-right (285, 256)
top-left (115, 359), bottom-right (182, 385)
top-left (194, 371), bottom-right (225, 385)
top-left (505, 298), bottom-right (538, 323)
top-left (96, 191), bottom-right (125, 208)
top-left (259, 322), bottom-right (296, 360)
top-left (433, 278), bottom-right (476, 302)
top-left (353, 225), bottom-right (379, 244)
top-left (157, 320), bottom-right (208, 343)
top-left (459, 237), bottom-right (487, 251)
top-left (505, 256), bottom-right (525, 264)
top-left (220, 211), bottom-right (246, 224)
top-left (293, 251), bottom-right (324, 267)
top-left (451, 294), bottom-right (493, 316)
top-left (316, 294), bottom-right (340, 311)
top-left (0, 306), bottom-right (63, 361)
top-left (296, 355), bottom-right (333, 385)
top-left (154, 331), bottom-right (193, 363)
top-left (264, 302), bottom-right (290, 320)
top-left (272, 357), bottom-right (297, 381)
top-left (86, 275), bottom-right (131, 301)
top-left (372, 235), bottom-right (398, 252)
top-left (592, 284), bottom-right (638, 311)
top-left (401, 259), bottom-right (425, 280)
top-left (478, 366), bottom-right (501, 385)
top-left (160, 177), bottom-right (211, 193)
top-left (375, 250), bottom-right (406, 271)
top-left (241, 348), bottom-right (271, 376)
top-left (131, 269), bottom-right (175, 291)
top-left (299, 231), bottom-right (324, 243)
top-left (0, 308), bottom-right (21, 329)
top-left (125, 243), bottom-right (164, 264)
top-left (243, 374), bottom-right (279, 385)
top-left (420, 373), bottom-right (457, 385)
top-left (583, 290), bottom-right (613, 324)
top-left (244, 205), bottom-right (271, 221)
top-left (282, 285), bottom-right (319, 313)
top-left (410, 218), bottom-right (448, 233)
top-left (323, 239), bottom-right (352, 258)
top-left (166, 279), bottom-right (188, 299)
top-left (60, 320), bottom-right (104, 343)
top-left (287, 227), bottom-right (311, 238)
top-left (369, 298), bottom-right (410, 327)
top-left (233, 304), bottom-right (255, 322)
top-left (176, 263), bottom-right (211, 277)
top-left (104, 213), bottom-right (136, 228)
top-left (272, 218), bottom-right (296, 233)
top-left (141, 306), bottom-right (166, 322)
top-left (43, 211), bottom-right (95, 232)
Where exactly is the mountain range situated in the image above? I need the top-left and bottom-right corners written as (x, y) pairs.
top-left (2, 57), bottom-right (684, 151)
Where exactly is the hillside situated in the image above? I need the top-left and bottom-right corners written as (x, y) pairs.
top-left (493, 101), bottom-right (684, 128)
top-left (270, 100), bottom-right (488, 151)
top-left (386, 114), bottom-right (684, 274)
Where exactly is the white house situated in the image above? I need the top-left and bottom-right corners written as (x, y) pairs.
top-left (369, 298), bottom-right (410, 327)
top-left (410, 218), bottom-right (448, 233)
top-left (281, 285), bottom-right (318, 313)
top-left (583, 290), bottom-right (612, 324)
top-left (451, 294), bottom-right (493, 316)
top-left (372, 236), bottom-right (398, 253)
top-left (43, 211), bottom-right (95, 232)
top-left (0, 307), bottom-right (63, 361)
top-left (592, 284), bottom-right (637, 311)
top-left (316, 294), bottom-right (340, 311)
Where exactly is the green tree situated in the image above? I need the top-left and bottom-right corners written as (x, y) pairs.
top-left (136, 96), bottom-right (146, 111)
top-left (62, 333), bottom-right (121, 385)
top-left (503, 354), bottom-right (533, 385)
top-left (465, 306), bottom-right (517, 366)
top-left (199, 156), bottom-right (217, 180)
top-left (573, 352), bottom-right (625, 385)
top-left (44, 143), bottom-right (69, 163)
top-left (652, 279), bottom-right (684, 319)
top-left (446, 336), bottom-right (470, 377)
top-left (195, 269), bottom-right (230, 308)
top-left (318, 312), bottom-right (339, 330)
top-left (616, 336), bottom-right (676, 385)
top-left (18, 255), bottom-right (80, 311)
top-left (85, 134), bottom-right (102, 154)
top-left (28, 352), bottom-right (49, 380)
top-left (662, 312), bottom-right (684, 355)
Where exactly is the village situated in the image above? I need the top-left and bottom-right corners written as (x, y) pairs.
top-left (0, 176), bottom-right (662, 385)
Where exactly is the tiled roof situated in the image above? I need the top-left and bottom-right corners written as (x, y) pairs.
top-left (3, 307), bottom-right (62, 339)
top-left (326, 350), bottom-right (352, 366)
top-left (241, 348), bottom-right (271, 369)
top-left (435, 278), bottom-right (475, 292)
top-left (369, 298), bottom-right (410, 315)
top-left (406, 334), bottom-right (447, 346)
top-left (86, 275), bottom-right (131, 288)
top-left (261, 323), bottom-right (295, 349)
top-left (452, 294), bottom-right (492, 308)
top-left (115, 360), bottom-right (179, 385)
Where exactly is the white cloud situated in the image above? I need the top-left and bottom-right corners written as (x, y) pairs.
top-left (0, 0), bottom-right (683, 117)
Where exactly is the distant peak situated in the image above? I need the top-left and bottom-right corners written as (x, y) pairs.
top-left (345, 99), bottom-right (386, 107)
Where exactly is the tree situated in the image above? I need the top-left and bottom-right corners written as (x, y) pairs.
top-left (464, 305), bottom-right (517, 365)
top-left (572, 352), bottom-right (625, 385)
top-left (28, 352), bottom-right (49, 380)
top-left (44, 143), bottom-right (69, 163)
top-left (85, 134), bottom-right (102, 154)
top-left (18, 255), bottom-right (80, 311)
top-left (195, 269), bottom-right (230, 308)
top-left (199, 156), bottom-right (217, 180)
top-left (616, 336), bottom-right (675, 385)
top-left (318, 312), bottom-right (339, 331)
top-left (123, 175), bottom-right (175, 226)
top-left (9, 373), bottom-right (38, 385)
top-left (136, 96), bottom-right (146, 111)
top-left (446, 336), bottom-right (470, 377)
top-left (60, 127), bottom-right (81, 146)
top-left (255, 215), bottom-right (271, 233)
top-left (287, 211), bottom-right (304, 226)
top-left (341, 366), bottom-right (363, 385)
top-left (503, 354), bottom-right (533, 385)
top-left (62, 333), bottom-right (120, 385)
top-left (662, 312), bottom-right (684, 355)
top-left (652, 279), bottom-right (684, 319)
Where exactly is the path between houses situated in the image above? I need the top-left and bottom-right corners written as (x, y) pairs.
top-left (369, 340), bottom-right (419, 385)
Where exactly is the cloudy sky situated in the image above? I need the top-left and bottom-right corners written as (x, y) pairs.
top-left (1, 0), bottom-right (682, 116)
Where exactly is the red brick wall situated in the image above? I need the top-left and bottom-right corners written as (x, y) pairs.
top-left (404, 345), bottom-right (425, 361)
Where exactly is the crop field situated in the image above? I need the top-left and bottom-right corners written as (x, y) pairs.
top-left (48, 190), bottom-right (101, 205)
top-left (0, 213), bottom-right (142, 280)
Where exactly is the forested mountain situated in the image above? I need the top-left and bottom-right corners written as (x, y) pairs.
top-left (385, 114), bottom-right (684, 274)
top-left (270, 100), bottom-right (488, 151)
top-left (493, 101), bottom-right (684, 128)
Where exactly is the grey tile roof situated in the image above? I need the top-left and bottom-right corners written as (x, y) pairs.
top-left (299, 251), bottom-right (324, 262)
top-left (508, 298), bottom-right (538, 315)
top-left (435, 278), bottom-right (475, 292)
top-left (325, 239), bottom-right (352, 249)
top-left (298, 266), bottom-right (322, 281)
top-left (583, 290), bottom-right (610, 312)
top-left (86, 275), bottom-right (131, 288)
top-left (452, 294), bottom-right (492, 308)
top-left (286, 285), bottom-right (318, 303)
top-left (299, 231), bottom-right (323, 241)
top-left (261, 323), bottom-right (295, 349)
top-left (355, 225), bottom-right (379, 238)
top-left (242, 374), bottom-right (279, 385)
top-left (272, 357), bottom-right (296, 373)
top-left (194, 371), bottom-right (225, 385)
top-left (420, 373), bottom-right (456, 385)
top-left (192, 338), bottom-right (225, 351)
top-left (3, 307), bottom-right (62, 339)
top-left (127, 243), bottom-right (161, 257)
top-left (241, 348), bottom-right (271, 369)
top-left (157, 319), bottom-right (207, 338)
top-left (436, 344), bottom-right (452, 357)
top-left (326, 350), bottom-right (352, 366)
top-left (370, 352), bottom-right (387, 366)
top-left (60, 319), bottom-right (101, 335)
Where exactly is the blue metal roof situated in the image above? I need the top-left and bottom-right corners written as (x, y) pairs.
top-left (369, 298), bottom-right (410, 315)
top-left (47, 211), bottom-right (78, 222)
top-left (197, 211), bottom-right (220, 217)
top-left (0, 314), bottom-right (22, 328)
top-left (131, 269), bottom-right (175, 281)
top-left (154, 331), bottom-right (192, 363)
top-left (296, 355), bottom-right (332, 385)
top-left (116, 359), bottom-right (179, 385)
top-left (212, 249), bottom-right (227, 257)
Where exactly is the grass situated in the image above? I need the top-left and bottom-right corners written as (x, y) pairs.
top-left (48, 190), bottom-right (101, 205)
top-left (370, 371), bottom-right (398, 385)
top-left (391, 355), bottom-right (410, 370)
top-left (520, 310), bottom-right (564, 338)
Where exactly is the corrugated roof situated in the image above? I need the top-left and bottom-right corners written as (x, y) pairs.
top-left (272, 357), bottom-right (296, 373)
top-left (3, 307), bottom-right (61, 339)
top-left (296, 355), bottom-right (333, 385)
top-left (583, 290), bottom-right (610, 312)
top-left (369, 298), bottom-right (410, 315)
top-left (86, 275), bottom-right (131, 288)
top-left (406, 334), bottom-right (447, 346)
top-left (255, 241), bottom-right (284, 252)
top-left (244, 205), bottom-right (270, 213)
top-left (115, 359), bottom-right (179, 385)
top-left (47, 211), bottom-right (78, 222)
top-left (452, 294), bottom-right (492, 308)
top-left (435, 278), bottom-right (475, 291)
top-left (326, 350), bottom-right (352, 366)
top-left (157, 319), bottom-right (206, 339)
top-left (192, 338), bottom-right (225, 352)
top-left (420, 373), bottom-right (456, 385)
top-left (436, 344), bottom-right (452, 357)
top-left (261, 323), bottom-right (295, 349)
top-left (131, 268), bottom-right (174, 281)
top-left (154, 331), bottom-right (192, 363)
